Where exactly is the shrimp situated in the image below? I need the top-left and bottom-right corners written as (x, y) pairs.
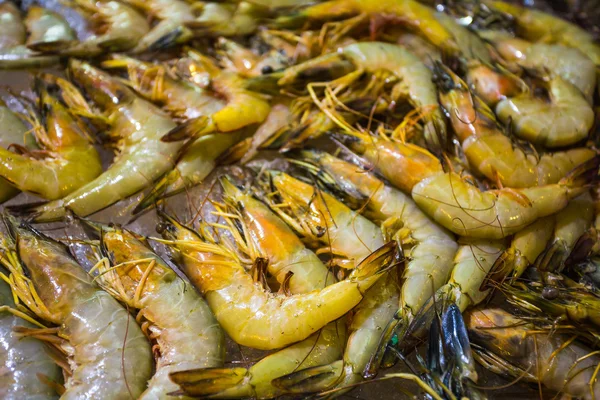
top-left (84, 221), bottom-right (225, 400)
top-left (256, 170), bottom-right (384, 268)
top-left (123, 0), bottom-right (194, 52)
top-left (0, 98), bottom-right (30, 203)
top-left (62, 0), bottom-right (149, 57)
top-left (156, 212), bottom-right (396, 350)
top-left (0, 267), bottom-right (62, 400)
top-left (275, 0), bottom-right (458, 54)
top-left (435, 62), bottom-right (596, 188)
top-left (467, 307), bottom-right (600, 399)
top-left (434, 11), bottom-right (491, 63)
top-left (0, 75), bottom-right (102, 200)
top-left (275, 42), bottom-right (447, 153)
top-left (466, 62), bottom-right (526, 107)
top-left (169, 179), bottom-right (347, 399)
top-left (15, 60), bottom-right (185, 222)
top-left (25, 6), bottom-right (75, 52)
top-left (2, 215), bottom-right (153, 399)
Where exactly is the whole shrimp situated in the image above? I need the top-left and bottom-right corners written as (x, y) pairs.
top-left (435, 63), bottom-right (595, 188)
top-left (169, 179), bottom-right (347, 399)
top-left (0, 267), bottom-right (62, 400)
top-left (62, 0), bottom-right (149, 57)
top-left (156, 212), bottom-right (396, 350)
top-left (17, 60), bottom-right (185, 222)
top-left (2, 215), bottom-right (153, 399)
top-left (272, 42), bottom-right (447, 153)
top-left (0, 98), bottom-right (31, 203)
top-left (84, 221), bottom-right (225, 400)
top-left (0, 75), bottom-right (102, 200)
top-left (467, 307), bottom-right (600, 399)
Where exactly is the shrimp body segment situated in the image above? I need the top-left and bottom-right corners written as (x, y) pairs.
top-left (90, 222), bottom-right (225, 400)
top-left (0, 268), bottom-right (62, 400)
top-left (25, 61), bottom-right (184, 221)
top-left (3, 217), bottom-right (153, 399)
top-left (0, 99), bottom-right (30, 203)
top-left (159, 215), bottom-right (396, 350)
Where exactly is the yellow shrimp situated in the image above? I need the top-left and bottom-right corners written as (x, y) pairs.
top-left (0, 75), bottom-right (102, 200)
top-left (0, 98), bottom-right (31, 203)
top-left (63, 0), bottom-right (149, 57)
top-left (435, 62), bottom-right (595, 188)
top-left (169, 178), bottom-right (347, 399)
top-left (157, 212), bottom-right (396, 350)
top-left (2, 215), bottom-right (153, 399)
top-left (276, 0), bottom-right (458, 54)
top-left (467, 307), bottom-right (600, 399)
top-left (18, 60), bottom-right (184, 222)
top-left (85, 221), bottom-right (225, 400)
top-left (275, 42), bottom-right (447, 153)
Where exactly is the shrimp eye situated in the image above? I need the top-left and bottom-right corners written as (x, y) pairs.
top-left (155, 223), bottom-right (167, 234)
top-left (542, 286), bottom-right (559, 300)
top-left (261, 65), bottom-right (274, 75)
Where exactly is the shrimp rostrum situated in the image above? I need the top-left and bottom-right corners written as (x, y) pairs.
top-left (1, 214), bottom-right (153, 399)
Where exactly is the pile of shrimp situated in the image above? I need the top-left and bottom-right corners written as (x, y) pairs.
top-left (0, 0), bottom-right (600, 399)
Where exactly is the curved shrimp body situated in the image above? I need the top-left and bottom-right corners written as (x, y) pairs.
top-left (158, 215), bottom-right (395, 350)
top-left (0, 99), bottom-right (29, 203)
top-left (261, 171), bottom-right (384, 267)
top-left (467, 307), bottom-right (600, 399)
top-left (124, 0), bottom-right (194, 52)
top-left (495, 73), bottom-right (594, 148)
top-left (466, 62), bottom-right (526, 107)
top-left (433, 12), bottom-right (491, 63)
top-left (298, 150), bottom-right (457, 318)
top-left (0, 78), bottom-right (102, 200)
top-left (88, 222), bottom-right (225, 400)
top-left (25, 6), bottom-right (75, 52)
top-left (64, 0), bottom-right (149, 56)
top-left (436, 64), bottom-right (595, 188)
top-left (4, 217), bottom-right (153, 399)
top-left (279, 42), bottom-right (446, 153)
top-left (25, 61), bottom-right (183, 221)
top-left (0, 269), bottom-right (62, 400)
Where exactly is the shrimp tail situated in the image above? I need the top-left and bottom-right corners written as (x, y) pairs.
top-left (559, 154), bottom-right (600, 188)
top-left (168, 367), bottom-right (247, 397)
top-left (347, 241), bottom-right (400, 283)
top-left (161, 116), bottom-right (211, 142)
top-left (29, 40), bottom-right (75, 53)
top-left (133, 169), bottom-right (180, 214)
top-left (272, 360), bottom-right (343, 394)
top-left (147, 26), bottom-right (192, 52)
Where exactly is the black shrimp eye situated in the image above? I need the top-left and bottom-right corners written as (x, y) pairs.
top-left (542, 286), bottom-right (560, 300)
top-left (155, 223), bottom-right (167, 234)
top-left (261, 65), bottom-right (274, 75)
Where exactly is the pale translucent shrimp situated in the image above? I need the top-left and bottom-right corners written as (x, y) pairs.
top-left (257, 171), bottom-right (384, 268)
top-left (157, 213), bottom-right (396, 350)
top-left (25, 6), bottom-right (75, 52)
top-left (0, 268), bottom-right (62, 400)
top-left (467, 307), bottom-right (600, 400)
top-left (123, 0), bottom-right (194, 53)
top-left (275, 0), bottom-right (459, 54)
top-left (277, 42), bottom-right (447, 153)
top-left (339, 133), bottom-right (592, 239)
top-left (0, 75), bottom-right (102, 200)
top-left (85, 221), bottom-right (225, 400)
top-left (435, 63), bottom-right (596, 188)
top-left (18, 60), bottom-right (184, 222)
top-left (169, 179), bottom-right (346, 399)
top-left (2, 215), bottom-right (153, 399)
top-left (0, 98), bottom-right (30, 203)
top-left (63, 0), bottom-right (149, 57)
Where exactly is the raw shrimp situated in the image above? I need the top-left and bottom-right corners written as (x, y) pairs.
top-left (466, 62), bottom-right (526, 107)
top-left (156, 213), bottom-right (396, 350)
top-left (25, 6), bottom-right (75, 52)
top-left (0, 75), bottom-right (102, 200)
top-left (275, 0), bottom-right (459, 54)
top-left (123, 0), bottom-right (194, 52)
top-left (0, 98), bottom-right (30, 203)
top-left (467, 307), bottom-right (600, 399)
top-left (256, 170), bottom-right (384, 268)
top-left (338, 131), bottom-right (592, 239)
top-left (2, 215), bottom-right (153, 399)
top-left (63, 0), bottom-right (149, 56)
top-left (276, 42), bottom-right (447, 153)
top-left (435, 62), bottom-right (595, 188)
top-left (169, 179), bottom-right (346, 399)
top-left (0, 268), bottom-right (62, 400)
top-left (17, 60), bottom-right (184, 221)
top-left (86, 221), bottom-right (225, 400)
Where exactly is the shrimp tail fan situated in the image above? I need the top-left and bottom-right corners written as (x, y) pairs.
top-left (272, 360), bottom-right (343, 394)
top-left (169, 367), bottom-right (247, 397)
top-left (560, 155), bottom-right (600, 188)
top-left (348, 241), bottom-right (401, 282)
top-left (147, 26), bottom-right (192, 52)
top-left (161, 116), bottom-right (210, 142)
